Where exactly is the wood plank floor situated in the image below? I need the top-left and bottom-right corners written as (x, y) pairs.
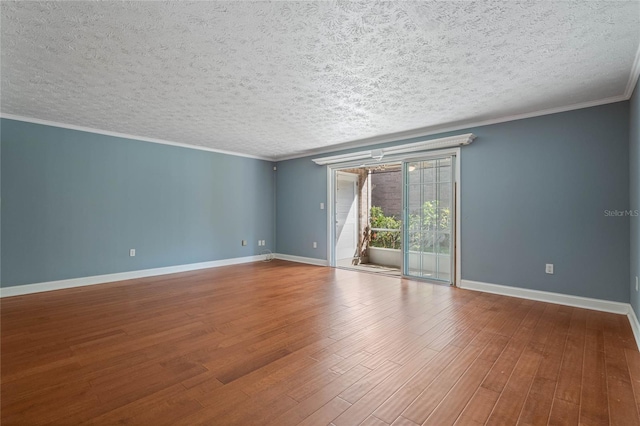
top-left (2, 260), bottom-right (639, 425)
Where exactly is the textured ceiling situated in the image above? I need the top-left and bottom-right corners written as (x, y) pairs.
top-left (1, 1), bottom-right (639, 160)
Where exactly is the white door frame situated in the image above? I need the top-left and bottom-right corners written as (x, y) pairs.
top-left (335, 171), bottom-right (360, 263)
top-left (403, 154), bottom-right (456, 284)
top-left (326, 147), bottom-right (462, 287)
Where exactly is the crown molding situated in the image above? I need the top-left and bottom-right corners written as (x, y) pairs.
top-left (276, 94), bottom-right (627, 162)
top-left (0, 88), bottom-right (632, 163)
top-left (311, 133), bottom-right (474, 165)
top-left (0, 113), bottom-right (275, 162)
top-left (625, 43), bottom-right (640, 99)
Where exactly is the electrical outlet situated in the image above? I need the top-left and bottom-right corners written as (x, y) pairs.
top-left (258, 240), bottom-right (262, 246)
top-left (313, 242), bottom-right (317, 249)
top-left (261, 240), bottom-right (266, 245)
top-left (242, 240), bottom-right (247, 246)
top-left (320, 203), bottom-right (325, 210)
top-left (129, 249), bottom-right (136, 257)
top-left (545, 264), bottom-right (554, 274)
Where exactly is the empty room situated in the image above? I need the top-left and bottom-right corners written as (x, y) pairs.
top-left (1, 1), bottom-right (640, 425)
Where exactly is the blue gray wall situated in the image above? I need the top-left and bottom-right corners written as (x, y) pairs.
top-left (276, 102), bottom-right (631, 303)
top-left (2, 100), bottom-right (633, 303)
top-left (631, 80), bottom-right (640, 316)
top-left (1, 119), bottom-right (276, 287)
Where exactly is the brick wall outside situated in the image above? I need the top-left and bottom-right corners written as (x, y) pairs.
top-left (371, 168), bottom-right (452, 219)
top-left (371, 170), bottom-right (402, 218)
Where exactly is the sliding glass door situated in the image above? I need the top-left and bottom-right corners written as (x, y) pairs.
top-left (403, 156), bottom-right (455, 283)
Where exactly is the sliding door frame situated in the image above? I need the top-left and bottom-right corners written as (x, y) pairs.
top-left (402, 154), bottom-right (456, 284)
top-left (326, 147), bottom-right (462, 287)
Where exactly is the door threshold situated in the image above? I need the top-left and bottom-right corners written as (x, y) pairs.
top-left (334, 264), bottom-right (402, 278)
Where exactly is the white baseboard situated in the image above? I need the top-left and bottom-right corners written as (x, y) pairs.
top-left (274, 253), bottom-right (328, 267)
top-left (4, 264), bottom-right (638, 349)
top-left (629, 308), bottom-right (640, 351)
top-left (460, 279), bottom-right (629, 315)
top-left (0, 255), bottom-right (264, 298)
top-left (460, 279), bottom-right (640, 350)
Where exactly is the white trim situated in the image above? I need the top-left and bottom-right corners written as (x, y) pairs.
top-left (311, 134), bottom-right (474, 165)
top-left (0, 113), bottom-right (273, 161)
top-left (460, 279), bottom-right (629, 315)
top-left (0, 255), bottom-right (264, 298)
top-left (278, 95), bottom-right (626, 161)
top-left (454, 151), bottom-right (462, 287)
top-left (628, 307), bottom-right (640, 352)
top-left (2, 90), bottom-right (630, 163)
top-left (274, 253), bottom-right (329, 266)
top-left (335, 171), bottom-right (360, 264)
top-left (401, 150), bottom-right (461, 286)
top-left (313, 151), bottom-right (372, 166)
top-left (460, 279), bottom-right (640, 350)
top-left (625, 43), bottom-right (640, 99)
top-left (327, 165), bottom-right (335, 265)
top-left (324, 147), bottom-right (462, 287)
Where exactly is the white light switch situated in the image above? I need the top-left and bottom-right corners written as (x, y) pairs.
top-left (313, 242), bottom-right (317, 249)
top-left (130, 249), bottom-right (136, 257)
top-left (545, 264), bottom-right (554, 274)
top-left (242, 240), bottom-right (247, 246)
top-left (320, 203), bottom-right (325, 210)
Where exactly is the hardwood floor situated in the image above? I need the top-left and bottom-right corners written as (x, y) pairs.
top-left (1, 260), bottom-right (639, 425)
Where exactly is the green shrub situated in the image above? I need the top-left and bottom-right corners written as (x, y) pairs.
top-left (369, 203), bottom-right (450, 253)
top-left (408, 200), bottom-right (450, 253)
top-left (369, 206), bottom-right (401, 249)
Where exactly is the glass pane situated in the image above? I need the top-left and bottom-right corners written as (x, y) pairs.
top-left (404, 156), bottom-right (454, 283)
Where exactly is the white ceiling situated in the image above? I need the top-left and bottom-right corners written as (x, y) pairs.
top-left (1, 1), bottom-right (639, 160)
